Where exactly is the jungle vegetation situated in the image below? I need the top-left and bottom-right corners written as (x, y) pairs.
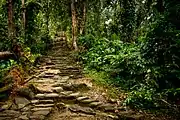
top-left (0, 0), bottom-right (180, 116)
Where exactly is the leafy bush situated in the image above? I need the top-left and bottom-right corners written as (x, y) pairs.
top-left (78, 32), bottom-right (180, 109)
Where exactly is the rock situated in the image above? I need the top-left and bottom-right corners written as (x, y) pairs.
top-left (60, 91), bottom-right (73, 96)
top-left (21, 106), bottom-right (30, 112)
top-left (68, 92), bottom-right (81, 98)
top-left (108, 115), bottom-right (119, 119)
top-left (0, 117), bottom-right (12, 120)
top-left (76, 96), bottom-right (89, 101)
top-left (73, 83), bottom-right (90, 91)
top-left (89, 102), bottom-right (103, 107)
top-left (29, 115), bottom-right (45, 120)
top-left (15, 97), bottom-right (30, 109)
top-left (80, 107), bottom-right (96, 115)
top-left (22, 112), bottom-right (29, 115)
top-left (10, 103), bottom-right (18, 110)
top-left (69, 105), bottom-right (95, 115)
top-left (45, 93), bottom-right (59, 98)
top-left (45, 69), bottom-right (60, 75)
top-left (80, 99), bottom-right (97, 104)
top-left (34, 104), bottom-right (54, 107)
top-left (109, 98), bottom-right (117, 103)
top-left (31, 107), bottom-right (52, 111)
top-left (62, 83), bottom-right (90, 91)
top-left (1, 104), bottom-right (11, 110)
top-left (61, 76), bottom-right (69, 80)
top-left (118, 113), bottom-right (144, 120)
top-left (62, 84), bottom-right (73, 91)
top-left (28, 84), bottom-right (41, 94)
top-left (33, 110), bottom-right (50, 116)
top-left (31, 100), bottom-right (39, 104)
top-left (40, 74), bottom-right (54, 78)
top-left (36, 86), bottom-right (53, 93)
top-left (0, 110), bottom-right (20, 118)
top-left (1, 100), bottom-right (13, 110)
top-left (17, 87), bottom-right (35, 99)
top-left (98, 103), bottom-right (114, 110)
top-left (31, 100), bottom-right (54, 104)
top-left (35, 94), bottom-right (45, 99)
top-left (56, 102), bottom-right (66, 110)
top-left (18, 115), bottom-right (29, 120)
top-left (51, 87), bottom-right (63, 93)
top-left (51, 83), bottom-right (65, 87)
top-left (104, 106), bottom-right (116, 112)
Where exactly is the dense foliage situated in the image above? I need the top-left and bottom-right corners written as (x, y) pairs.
top-left (0, 0), bottom-right (179, 116)
top-left (77, 0), bottom-right (180, 112)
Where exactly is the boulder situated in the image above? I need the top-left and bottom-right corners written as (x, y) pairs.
top-left (17, 87), bottom-right (35, 99)
top-left (15, 97), bottom-right (30, 109)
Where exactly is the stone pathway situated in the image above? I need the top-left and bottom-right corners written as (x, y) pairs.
top-left (0, 36), bottom-right (144, 120)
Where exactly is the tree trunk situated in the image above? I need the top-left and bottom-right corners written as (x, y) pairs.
top-left (21, 0), bottom-right (26, 37)
top-left (79, 0), bottom-right (86, 35)
top-left (71, 0), bottom-right (78, 50)
top-left (46, 0), bottom-right (50, 35)
top-left (0, 51), bottom-right (15, 60)
top-left (7, 0), bottom-right (15, 43)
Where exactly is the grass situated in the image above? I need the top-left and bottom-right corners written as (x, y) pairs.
top-left (85, 70), bottom-right (127, 99)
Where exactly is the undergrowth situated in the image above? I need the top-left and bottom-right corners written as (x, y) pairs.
top-left (78, 33), bottom-right (180, 115)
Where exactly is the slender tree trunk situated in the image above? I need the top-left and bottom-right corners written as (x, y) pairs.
top-left (7, 0), bottom-right (15, 43)
top-left (46, 0), bottom-right (49, 35)
top-left (71, 0), bottom-right (78, 50)
top-left (22, 0), bottom-right (26, 37)
top-left (79, 0), bottom-right (86, 35)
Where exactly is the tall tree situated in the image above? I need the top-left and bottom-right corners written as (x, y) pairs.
top-left (21, 0), bottom-right (26, 37)
top-left (71, 0), bottom-right (78, 50)
top-left (79, 0), bottom-right (87, 35)
top-left (7, 0), bottom-right (15, 44)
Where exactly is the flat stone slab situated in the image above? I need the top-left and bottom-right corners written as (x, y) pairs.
top-left (0, 110), bottom-right (20, 118)
top-left (31, 107), bottom-right (52, 111)
top-left (44, 69), bottom-right (60, 75)
top-left (51, 87), bottom-right (63, 93)
top-left (29, 115), bottom-right (45, 120)
top-left (34, 104), bottom-right (54, 107)
top-left (31, 100), bottom-right (54, 104)
top-left (35, 94), bottom-right (45, 99)
top-left (69, 105), bottom-right (95, 115)
top-left (36, 86), bottom-right (53, 93)
top-left (18, 115), bottom-right (29, 120)
top-left (61, 76), bottom-right (70, 80)
top-left (80, 99), bottom-right (97, 104)
top-left (44, 93), bottom-right (59, 98)
top-left (51, 83), bottom-right (66, 87)
top-left (68, 92), bottom-right (81, 98)
top-left (60, 91), bottom-right (73, 96)
top-left (89, 102), bottom-right (103, 107)
top-left (0, 117), bottom-right (12, 120)
top-left (76, 96), bottom-right (89, 101)
top-left (15, 97), bottom-right (30, 109)
top-left (33, 110), bottom-right (51, 116)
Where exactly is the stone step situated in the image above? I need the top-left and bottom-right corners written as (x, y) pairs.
top-left (0, 110), bottom-right (20, 118)
top-left (88, 102), bottom-right (103, 108)
top-left (51, 87), bottom-right (64, 93)
top-left (0, 117), bottom-right (12, 120)
top-left (80, 99), bottom-right (98, 104)
top-left (31, 107), bottom-right (52, 112)
top-left (35, 93), bottom-right (59, 99)
top-left (31, 100), bottom-right (54, 104)
top-left (76, 96), bottom-right (89, 101)
top-left (38, 74), bottom-right (55, 78)
top-left (33, 104), bottom-right (54, 107)
top-left (33, 79), bottom-right (55, 84)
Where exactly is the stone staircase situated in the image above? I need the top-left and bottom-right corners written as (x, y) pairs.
top-left (0, 36), bottom-right (144, 120)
